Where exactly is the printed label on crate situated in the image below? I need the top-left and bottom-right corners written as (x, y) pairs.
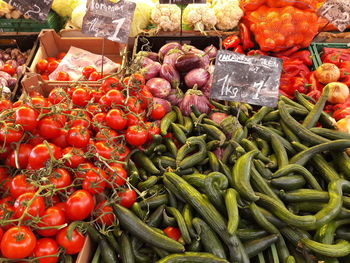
top-left (318, 0), bottom-right (350, 32)
top-left (82, 0), bottom-right (136, 44)
top-left (159, 0), bottom-right (205, 4)
top-left (210, 50), bottom-right (282, 107)
top-left (3, 0), bottom-right (53, 21)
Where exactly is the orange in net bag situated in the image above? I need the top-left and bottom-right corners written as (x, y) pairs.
top-left (244, 5), bottom-right (319, 52)
top-left (240, 0), bottom-right (318, 11)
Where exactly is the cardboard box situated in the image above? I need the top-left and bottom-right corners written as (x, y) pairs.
top-left (21, 29), bottom-right (127, 95)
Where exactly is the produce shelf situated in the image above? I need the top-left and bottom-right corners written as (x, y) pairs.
top-left (309, 42), bottom-right (350, 69)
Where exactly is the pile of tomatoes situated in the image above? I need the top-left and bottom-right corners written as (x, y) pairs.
top-left (0, 73), bottom-right (166, 262)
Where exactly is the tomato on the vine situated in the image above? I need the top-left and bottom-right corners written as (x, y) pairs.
top-left (72, 87), bottom-right (91, 107)
top-left (55, 71), bottom-right (70, 81)
top-left (33, 238), bottom-right (59, 263)
top-left (6, 143), bottom-right (33, 169)
top-left (49, 168), bottom-right (72, 189)
top-left (95, 128), bottom-right (118, 142)
top-left (118, 189), bottom-right (137, 208)
top-left (163, 227), bottom-right (181, 241)
top-left (145, 122), bottom-right (160, 141)
top-left (37, 207), bottom-right (65, 237)
top-left (101, 77), bottom-right (123, 92)
top-left (37, 117), bottom-right (62, 139)
top-left (125, 97), bottom-right (142, 114)
top-left (1, 226), bottom-right (36, 259)
top-left (66, 126), bottom-right (90, 148)
top-left (92, 112), bottom-right (107, 131)
top-left (138, 86), bottom-right (153, 109)
top-left (115, 144), bottom-right (130, 161)
top-left (0, 123), bottom-right (23, 144)
top-left (28, 143), bottom-right (62, 169)
top-left (90, 89), bottom-right (104, 103)
top-left (50, 129), bottom-right (68, 149)
top-left (125, 125), bottom-right (148, 146)
top-left (106, 109), bottom-right (127, 131)
top-left (36, 59), bottom-right (48, 73)
top-left (150, 104), bottom-right (166, 120)
top-left (88, 71), bottom-right (102, 81)
top-left (126, 113), bottom-right (145, 127)
top-left (95, 201), bottom-right (115, 226)
top-left (82, 168), bottom-right (107, 194)
top-left (47, 60), bottom-right (59, 74)
top-left (123, 73), bottom-right (145, 86)
top-left (75, 162), bottom-right (94, 179)
top-left (2, 64), bottom-right (15, 76)
top-left (15, 106), bottom-right (39, 132)
top-left (82, 66), bottom-right (96, 79)
top-left (105, 89), bottom-right (125, 107)
top-left (0, 99), bottom-right (12, 111)
top-left (14, 192), bottom-right (45, 219)
top-left (56, 226), bottom-right (85, 255)
top-left (62, 147), bottom-right (86, 168)
top-left (65, 190), bottom-right (94, 220)
top-left (105, 163), bottom-right (127, 188)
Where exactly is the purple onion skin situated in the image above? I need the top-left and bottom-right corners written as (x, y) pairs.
top-left (163, 50), bottom-right (183, 67)
top-left (0, 77), bottom-right (8, 88)
top-left (160, 64), bottom-right (180, 88)
top-left (0, 71), bottom-right (12, 81)
top-left (16, 55), bottom-right (27, 66)
top-left (204, 45), bottom-right (218, 59)
top-left (167, 88), bottom-right (184, 106)
top-left (179, 91), bottom-right (211, 116)
top-left (153, 97), bottom-right (171, 113)
top-left (143, 62), bottom-right (161, 80)
top-left (159, 42), bottom-right (182, 59)
top-left (175, 54), bottom-right (202, 73)
top-left (3, 54), bottom-right (10, 61)
top-left (185, 68), bottom-right (210, 88)
top-left (17, 65), bottom-right (25, 76)
top-left (137, 51), bottom-right (159, 62)
top-left (201, 73), bottom-right (213, 98)
top-left (7, 78), bottom-right (17, 89)
top-left (141, 57), bottom-right (154, 67)
top-left (146, 78), bottom-right (172, 99)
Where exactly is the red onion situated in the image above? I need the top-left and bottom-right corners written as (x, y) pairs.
top-left (175, 54), bottom-right (202, 73)
top-left (163, 50), bottom-right (183, 68)
top-left (142, 62), bottom-right (161, 80)
top-left (167, 88), bottom-right (184, 106)
top-left (210, 112), bottom-right (229, 125)
top-left (153, 97), bottom-right (171, 113)
top-left (146, 78), bottom-right (171, 99)
top-left (17, 65), bottom-right (25, 76)
top-left (201, 73), bottom-right (213, 98)
top-left (0, 71), bottom-right (12, 81)
top-left (204, 45), bottom-right (218, 59)
top-left (7, 78), bottom-right (17, 89)
top-left (179, 88), bottom-right (211, 116)
top-left (160, 64), bottom-right (180, 88)
top-left (159, 42), bottom-right (182, 59)
top-left (185, 68), bottom-right (210, 88)
top-left (140, 57), bottom-right (154, 67)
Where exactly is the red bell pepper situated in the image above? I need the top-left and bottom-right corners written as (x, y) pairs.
top-left (339, 61), bottom-right (350, 79)
top-left (307, 89), bottom-right (321, 101)
top-left (222, 35), bottom-right (240, 50)
top-left (342, 75), bottom-right (350, 87)
top-left (239, 23), bottom-right (254, 51)
top-left (274, 46), bottom-right (300, 57)
top-left (333, 107), bottom-right (350, 121)
top-left (289, 50), bottom-right (312, 66)
top-left (247, 50), bottom-right (268, 56)
top-left (283, 59), bottom-right (310, 78)
top-left (233, 45), bottom-right (244, 54)
top-left (308, 72), bottom-right (323, 91)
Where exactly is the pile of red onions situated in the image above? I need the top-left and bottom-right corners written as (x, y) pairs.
top-left (135, 43), bottom-right (217, 115)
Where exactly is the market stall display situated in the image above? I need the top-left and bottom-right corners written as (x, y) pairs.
top-left (1, 0), bottom-right (350, 262)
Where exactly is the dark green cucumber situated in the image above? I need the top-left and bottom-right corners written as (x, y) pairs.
top-left (244, 234), bottom-right (279, 258)
top-left (119, 232), bottom-right (135, 263)
top-left (133, 151), bottom-right (160, 175)
top-left (156, 252), bottom-right (229, 263)
top-left (161, 111), bottom-right (177, 136)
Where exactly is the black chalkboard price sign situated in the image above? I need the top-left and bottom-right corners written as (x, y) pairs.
top-left (159, 0), bottom-right (206, 4)
top-left (3, 0), bottom-right (53, 21)
top-left (318, 0), bottom-right (350, 32)
top-left (211, 50), bottom-right (282, 107)
top-left (82, 0), bottom-right (136, 44)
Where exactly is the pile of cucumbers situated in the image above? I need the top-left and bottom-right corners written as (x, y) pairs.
top-left (90, 87), bottom-right (350, 263)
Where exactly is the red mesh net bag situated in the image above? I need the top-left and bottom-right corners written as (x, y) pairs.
top-left (242, 0), bottom-right (319, 52)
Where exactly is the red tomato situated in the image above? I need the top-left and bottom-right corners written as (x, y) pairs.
top-left (28, 143), bottom-right (62, 169)
top-left (30, 97), bottom-right (50, 113)
top-left (0, 228), bottom-right (3, 242)
top-left (125, 97), bottom-right (142, 114)
top-left (82, 66), bottom-right (96, 79)
top-left (105, 89), bottom-right (125, 106)
top-left (95, 201), bottom-right (115, 226)
top-left (57, 52), bottom-right (66, 60)
top-left (106, 109), bottom-right (127, 130)
top-left (0, 168), bottom-right (10, 192)
top-left (82, 168), bottom-right (107, 194)
top-left (65, 190), bottom-right (94, 220)
top-left (56, 226), bottom-right (85, 255)
top-left (118, 189), bottom-right (137, 208)
top-left (15, 107), bottom-right (38, 132)
top-left (37, 207), bottom-right (65, 237)
top-left (48, 88), bottom-right (67, 104)
top-left (101, 77), bottom-right (123, 92)
top-left (92, 112), bottom-right (107, 131)
top-left (14, 192), bottom-right (45, 219)
top-left (36, 59), bottom-right (48, 73)
top-left (163, 227), bottom-right (181, 241)
top-left (49, 168), bottom-right (72, 189)
top-left (27, 130), bottom-right (45, 146)
top-left (86, 104), bottom-right (101, 115)
top-left (126, 125), bottom-right (148, 146)
top-left (96, 128), bottom-right (118, 142)
top-left (1, 226), bottom-right (36, 259)
top-left (66, 126), bottom-right (90, 148)
top-left (37, 117), bottom-right (62, 139)
top-left (62, 147), bottom-right (86, 168)
top-left (75, 162), bottom-right (94, 179)
top-left (138, 86), bottom-right (153, 109)
top-left (6, 143), bottom-right (33, 169)
top-left (90, 89), bottom-right (104, 103)
top-left (50, 129), bottom-right (68, 149)
top-left (98, 95), bottom-right (112, 112)
top-left (55, 71), bottom-right (70, 81)
top-left (115, 144), bottom-right (130, 161)
top-left (88, 72), bottom-right (102, 81)
top-left (94, 141), bottom-right (114, 159)
top-left (123, 73), bottom-right (145, 86)
top-left (127, 113), bottom-right (145, 127)
top-left (46, 57), bottom-right (56, 62)
top-left (105, 163), bottom-right (127, 188)
top-left (150, 104), bottom-right (166, 120)
top-left (2, 64), bottom-right (15, 76)
top-left (33, 238), bottom-right (59, 263)
top-left (0, 123), bottom-right (23, 144)
top-left (0, 99), bottom-right (12, 111)
top-left (47, 60), bottom-right (59, 74)
top-left (0, 205), bottom-right (15, 230)
top-left (0, 145), bottom-right (11, 159)
top-left (145, 122), bottom-right (160, 141)
top-left (72, 88), bottom-right (91, 107)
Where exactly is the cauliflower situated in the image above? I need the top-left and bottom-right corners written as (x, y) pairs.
top-left (52, 0), bottom-right (85, 17)
top-left (151, 4), bottom-right (181, 32)
top-left (183, 4), bottom-right (217, 31)
top-left (213, 0), bottom-right (243, 31)
top-left (129, 0), bottom-right (154, 37)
